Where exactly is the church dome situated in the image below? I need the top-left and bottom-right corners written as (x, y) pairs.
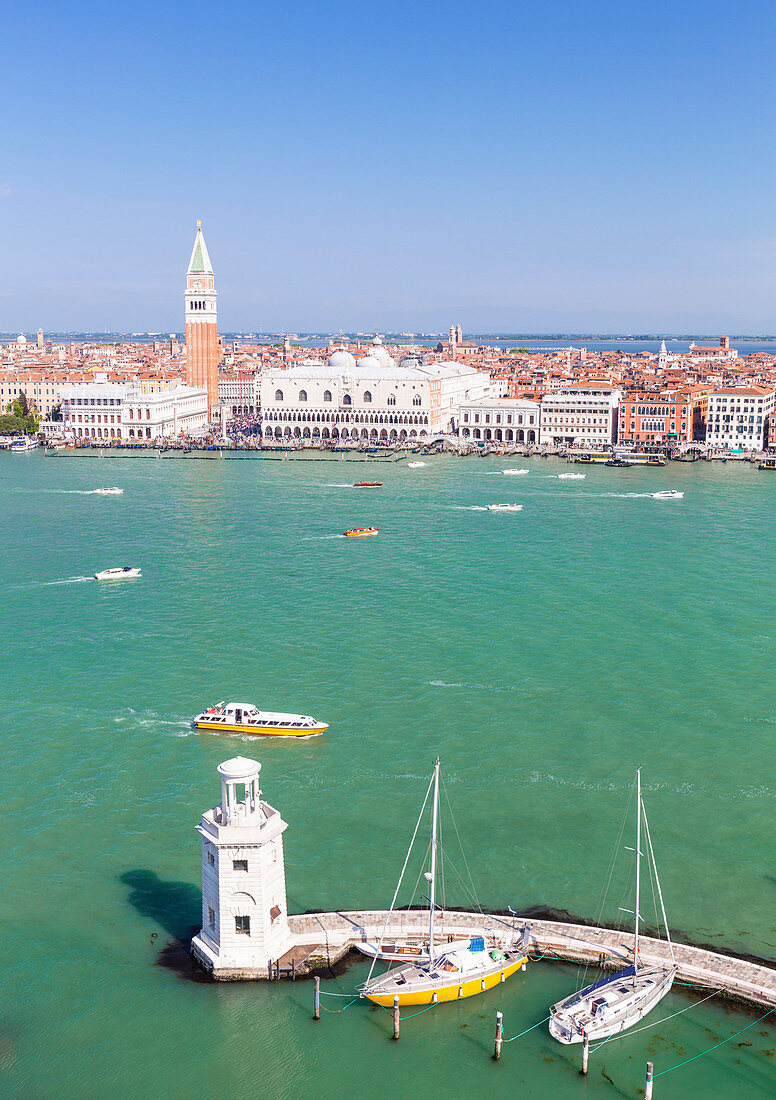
top-left (356, 354), bottom-right (382, 372)
top-left (328, 350), bottom-right (357, 371)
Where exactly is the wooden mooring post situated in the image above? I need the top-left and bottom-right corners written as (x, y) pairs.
top-left (645, 1061), bottom-right (654, 1100)
top-left (393, 995), bottom-right (400, 1041)
top-left (581, 1035), bottom-right (589, 1075)
top-left (493, 1011), bottom-right (503, 1061)
top-left (313, 976), bottom-right (320, 1021)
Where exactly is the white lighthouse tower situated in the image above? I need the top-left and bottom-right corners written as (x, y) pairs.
top-left (191, 757), bottom-right (293, 979)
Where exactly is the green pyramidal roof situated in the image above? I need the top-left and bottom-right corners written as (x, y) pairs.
top-left (188, 224), bottom-right (213, 275)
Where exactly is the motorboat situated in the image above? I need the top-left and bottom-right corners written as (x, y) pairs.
top-left (193, 701), bottom-right (328, 737)
top-left (549, 769), bottom-right (677, 1044)
top-left (487, 503), bottom-right (523, 512)
top-left (557, 473), bottom-right (586, 479)
top-left (605, 456), bottom-right (635, 467)
top-left (358, 760), bottom-right (528, 1007)
top-left (407, 461), bottom-right (426, 468)
top-left (355, 935), bottom-right (478, 964)
top-left (92, 487), bottom-right (124, 495)
top-left (502, 468), bottom-right (529, 475)
top-left (353, 481), bottom-right (382, 488)
top-left (758, 458), bottom-right (776, 470)
top-left (652, 490), bottom-right (683, 500)
top-left (344, 526), bottom-right (379, 537)
top-left (94, 566), bottom-right (141, 580)
top-left (10, 437), bottom-right (38, 451)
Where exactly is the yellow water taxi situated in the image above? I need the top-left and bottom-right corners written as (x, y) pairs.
top-left (193, 702), bottom-right (329, 737)
top-left (359, 760), bottom-right (528, 1008)
top-left (344, 526), bottom-right (379, 537)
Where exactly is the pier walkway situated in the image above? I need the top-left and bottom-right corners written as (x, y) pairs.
top-left (284, 909), bottom-right (776, 1009)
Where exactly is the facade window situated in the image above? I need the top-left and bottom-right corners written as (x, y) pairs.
top-left (207, 850), bottom-right (215, 866)
top-left (412, 395), bottom-right (421, 406)
top-left (275, 389), bottom-right (284, 402)
top-left (463, 413), bottom-right (469, 423)
top-left (363, 391), bottom-right (372, 403)
top-left (233, 859), bottom-right (248, 872)
top-left (298, 389), bottom-right (308, 402)
top-left (323, 390), bottom-right (332, 402)
top-left (235, 915), bottom-right (250, 935)
top-left (388, 395), bottom-right (396, 406)
top-left (208, 907), bottom-right (215, 929)
top-left (343, 394), bottom-right (352, 405)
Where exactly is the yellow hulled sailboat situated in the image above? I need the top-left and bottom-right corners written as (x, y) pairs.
top-left (358, 759), bottom-right (528, 1008)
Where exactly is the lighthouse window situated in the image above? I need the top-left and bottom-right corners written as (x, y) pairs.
top-left (208, 907), bottom-right (215, 929)
top-left (233, 859), bottom-right (248, 872)
top-left (235, 915), bottom-right (250, 935)
top-left (207, 851), bottom-right (215, 866)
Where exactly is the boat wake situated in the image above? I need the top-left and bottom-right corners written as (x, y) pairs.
top-left (446, 505), bottom-right (490, 511)
top-left (40, 575), bottom-right (95, 586)
top-left (300, 533), bottom-right (346, 540)
top-left (325, 482), bottom-right (355, 488)
top-left (428, 679), bottom-right (515, 693)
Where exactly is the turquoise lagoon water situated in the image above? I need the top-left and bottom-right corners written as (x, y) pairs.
top-left (0, 452), bottom-right (774, 1098)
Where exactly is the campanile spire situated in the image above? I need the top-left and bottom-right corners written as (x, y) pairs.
top-left (185, 221), bottom-right (219, 416)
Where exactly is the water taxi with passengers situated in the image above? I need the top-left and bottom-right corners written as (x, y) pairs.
top-left (94, 566), bottom-right (141, 580)
top-left (358, 759), bottom-right (528, 1007)
top-left (344, 526), bottom-right (379, 537)
top-left (353, 481), bottom-right (382, 488)
top-left (487, 503), bottom-right (523, 512)
top-left (193, 702), bottom-right (329, 736)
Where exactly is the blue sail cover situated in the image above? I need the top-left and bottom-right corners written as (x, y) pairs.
top-left (469, 937), bottom-right (485, 952)
top-left (564, 965), bottom-right (636, 1007)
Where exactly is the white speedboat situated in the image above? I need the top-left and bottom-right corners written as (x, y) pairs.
top-left (10, 437), bottom-right (38, 451)
top-left (93, 487), bottom-right (124, 495)
top-left (502, 468), bottom-right (529, 475)
top-left (558, 473), bottom-right (586, 479)
top-left (549, 769), bottom-right (677, 1045)
top-left (652, 490), bottom-right (683, 500)
top-left (407, 461), bottom-right (426, 468)
top-left (193, 701), bottom-right (328, 737)
top-left (488, 503), bottom-right (523, 512)
top-left (94, 566), bottom-right (141, 580)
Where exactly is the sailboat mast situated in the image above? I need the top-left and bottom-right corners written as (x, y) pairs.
top-left (428, 758), bottom-right (440, 967)
top-left (634, 766), bottom-right (642, 970)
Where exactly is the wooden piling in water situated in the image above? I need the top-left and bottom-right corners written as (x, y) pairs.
top-left (493, 1011), bottom-right (503, 1061)
top-left (314, 976), bottom-right (320, 1020)
top-left (581, 1035), bottom-right (589, 1075)
top-left (393, 995), bottom-right (400, 1041)
top-left (645, 1061), bottom-right (654, 1099)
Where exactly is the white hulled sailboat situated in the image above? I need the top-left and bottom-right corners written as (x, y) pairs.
top-left (549, 768), bottom-right (677, 1044)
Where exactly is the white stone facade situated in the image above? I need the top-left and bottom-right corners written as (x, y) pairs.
top-left (61, 381), bottom-right (208, 441)
top-left (218, 371), bottom-right (262, 415)
top-left (191, 758), bottom-right (293, 978)
top-left (705, 387), bottom-right (775, 451)
top-left (458, 397), bottom-right (540, 443)
top-left (260, 341), bottom-right (492, 442)
top-left (539, 386), bottom-right (622, 447)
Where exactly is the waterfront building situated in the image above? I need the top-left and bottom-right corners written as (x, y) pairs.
top-left (218, 370), bottom-right (261, 416)
top-left (618, 392), bottom-right (697, 447)
top-left (705, 386), bottom-right (775, 451)
top-left (458, 396), bottom-right (540, 443)
top-left (539, 384), bottom-right (622, 447)
top-left (60, 379), bottom-right (207, 441)
top-left (185, 221), bottom-right (219, 418)
top-left (191, 757), bottom-right (293, 978)
top-left (260, 338), bottom-right (492, 441)
top-left (0, 375), bottom-right (65, 418)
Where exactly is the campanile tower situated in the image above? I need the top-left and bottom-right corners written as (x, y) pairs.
top-left (185, 221), bottom-right (219, 416)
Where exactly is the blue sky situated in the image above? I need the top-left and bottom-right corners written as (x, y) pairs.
top-left (2, 0), bottom-right (775, 333)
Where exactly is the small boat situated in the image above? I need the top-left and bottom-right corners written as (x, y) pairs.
top-left (344, 526), bottom-right (379, 537)
top-left (407, 461), bottom-right (426, 468)
top-left (758, 458), bottom-right (776, 470)
top-left (94, 566), bottom-right (141, 580)
top-left (193, 702), bottom-right (328, 737)
top-left (92, 487), bottom-right (124, 495)
top-left (358, 760), bottom-right (528, 1007)
top-left (549, 768), bottom-right (677, 1045)
top-left (502, 468), bottom-right (529, 476)
top-left (557, 472), bottom-right (586, 480)
top-left (353, 481), bottom-right (382, 488)
top-left (652, 490), bottom-right (683, 500)
top-left (10, 437), bottom-right (38, 451)
top-left (605, 457), bottom-right (635, 467)
top-left (487, 503), bottom-right (523, 512)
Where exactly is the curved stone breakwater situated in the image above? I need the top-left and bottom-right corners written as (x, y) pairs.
top-left (248, 910), bottom-right (776, 1008)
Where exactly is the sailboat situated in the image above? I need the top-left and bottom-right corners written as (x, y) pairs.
top-left (549, 768), bottom-right (677, 1044)
top-left (358, 759), bottom-right (529, 1007)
